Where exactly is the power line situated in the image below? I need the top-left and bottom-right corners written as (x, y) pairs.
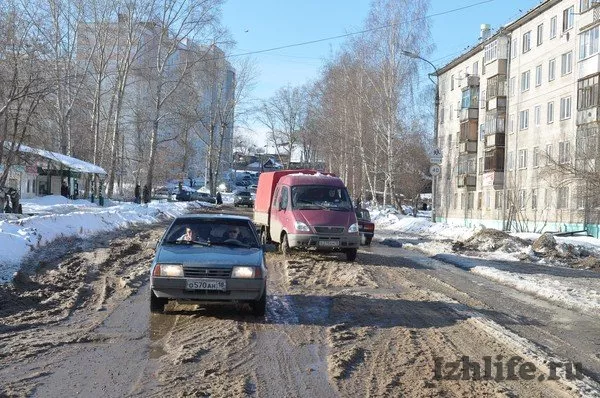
top-left (222, 0), bottom-right (495, 61)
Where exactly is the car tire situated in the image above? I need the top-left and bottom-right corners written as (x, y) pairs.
top-left (345, 248), bottom-right (357, 262)
top-left (150, 290), bottom-right (167, 314)
top-left (251, 286), bottom-right (267, 317)
top-left (281, 233), bottom-right (290, 256)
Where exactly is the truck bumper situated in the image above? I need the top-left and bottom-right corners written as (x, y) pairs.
top-left (287, 233), bottom-right (360, 250)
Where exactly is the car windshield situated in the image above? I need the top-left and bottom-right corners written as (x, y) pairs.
top-left (356, 209), bottom-right (371, 221)
top-left (291, 185), bottom-right (352, 211)
top-left (163, 219), bottom-right (260, 248)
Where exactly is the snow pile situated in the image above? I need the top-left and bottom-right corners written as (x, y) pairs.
top-left (370, 206), bottom-right (475, 241)
top-left (452, 229), bottom-right (530, 254)
top-left (0, 197), bottom-right (209, 283)
top-left (471, 266), bottom-right (600, 313)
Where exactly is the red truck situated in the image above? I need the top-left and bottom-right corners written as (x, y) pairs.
top-left (253, 170), bottom-right (360, 261)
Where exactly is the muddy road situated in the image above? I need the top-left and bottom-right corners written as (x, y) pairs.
top-left (1, 207), bottom-right (599, 397)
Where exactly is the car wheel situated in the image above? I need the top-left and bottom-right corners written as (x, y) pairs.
top-left (345, 248), bottom-right (357, 262)
top-left (280, 233), bottom-right (290, 256)
top-left (150, 290), bottom-right (168, 314)
top-left (251, 285), bottom-right (267, 316)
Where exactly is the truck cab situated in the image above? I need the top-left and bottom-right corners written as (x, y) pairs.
top-left (254, 170), bottom-right (360, 261)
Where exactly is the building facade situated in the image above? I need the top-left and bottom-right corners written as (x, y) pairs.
top-left (436, 0), bottom-right (600, 235)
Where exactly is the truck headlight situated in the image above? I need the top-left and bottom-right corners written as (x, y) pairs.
top-left (348, 223), bottom-right (359, 233)
top-left (153, 263), bottom-right (184, 277)
top-left (294, 221), bottom-right (311, 232)
top-left (232, 266), bottom-right (256, 278)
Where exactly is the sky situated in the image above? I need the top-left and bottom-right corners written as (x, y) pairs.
top-left (221, 0), bottom-right (542, 147)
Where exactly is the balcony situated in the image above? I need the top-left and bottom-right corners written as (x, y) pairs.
top-left (459, 120), bottom-right (478, 142)
top-left (485, 132), bottom-right (505, 148)
top-left (459, 141), bottom-right (477, 154)
top-left (577, 107), bottom-right (600, 125)
top-left (466, 75), bottom-right (480, 87)
top-left (459, 107), bottom-right (479, 122)
top-left (457, 174), bottom-right (477, 189)
top-left (481, 171), bottom-right (504, 188)
top-left (485, 58), bottom-right (508, 77)
top-left (487, 97), bottom-right (507, 111)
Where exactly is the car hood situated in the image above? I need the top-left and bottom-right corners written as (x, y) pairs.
top-left (156, 245), bottom-right (263, 267)
top-left (294, 209), bottom-right (356, 227)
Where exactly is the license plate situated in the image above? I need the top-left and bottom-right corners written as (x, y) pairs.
top-left (318, 240), bottom-right (339, 247)
top-left (185, 278), bottom-right (226, 291)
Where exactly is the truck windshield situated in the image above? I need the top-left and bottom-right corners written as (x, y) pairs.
top-left (291, 185), bottom-right (352, 211)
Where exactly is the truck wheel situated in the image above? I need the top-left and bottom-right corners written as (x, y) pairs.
top-left (281, 233), bottom-right (290, 256)
top-left (345, 248), bottom-right (357, 262)
top-left (150, 290), bottom-right (167, 314)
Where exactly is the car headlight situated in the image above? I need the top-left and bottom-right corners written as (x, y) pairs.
top-left (295, 221), bottom-right (311, 232)
top-left (232, 266), bottom-right (256, 278)
top-left (348, 223), bottom-right (359, 233)
top-left (153, 263), bottom-right (184, 277)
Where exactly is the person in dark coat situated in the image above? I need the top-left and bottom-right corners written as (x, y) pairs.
top-left (61, 181), bottom-right (69, 198)
top-left (134, 184), bottom-right (141, 204)
top-left (8, 188), bottom-right (20, 214)
top-left (216, 191), bottom-right (222, 205)
top-left (143, 185), bottom-right (150, 204)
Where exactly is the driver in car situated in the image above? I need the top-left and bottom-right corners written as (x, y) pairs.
top-left (178, 227), bottom-right (196, 241)
top-left (225, 227), bottom-right (241, 240)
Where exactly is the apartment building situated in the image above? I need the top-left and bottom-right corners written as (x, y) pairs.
top-left (436, 0), bottom-right (600, 235)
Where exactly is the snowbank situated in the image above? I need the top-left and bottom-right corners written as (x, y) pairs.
top-left (0, 198), bottom-right (208, 283)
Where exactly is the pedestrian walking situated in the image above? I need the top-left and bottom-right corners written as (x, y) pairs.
top-left (216, 191), bottom-right (222, 205)
top-left (134, 184), bottom-right (141, 204)
top-left (143, 185), bottom-right (150, 205)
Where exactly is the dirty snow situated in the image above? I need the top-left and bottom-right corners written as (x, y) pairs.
top-left (0, 195), bottom-right (212, 283)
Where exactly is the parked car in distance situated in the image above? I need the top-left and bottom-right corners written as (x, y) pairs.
top-left (356, 208), bottom-right (374, 246)
top-left (153, 187), bottom-right (175, 200)
top-left (234, 190), bottom-right (254, 207)
top-left (150, 214), bottom-right (267, 315)
top-left (175, 190), bottom-right (200, 201)
top-left (196, 192), bottom-right (216, 204)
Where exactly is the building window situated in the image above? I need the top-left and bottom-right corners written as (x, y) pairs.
top-left (523, 31), bottom-right (531, 53)
top-left (511, 37), bottom-right (518, 58)
top-left (495, 191), bottom-right (503, 209)
top-left (518, 149), bottom-right (528, 169)
top-left (484, 148), bottom-right (505, 172)
top-left (549, 58), bottom-right (556, 81)
top-left (534, 66), bottom-right (545, 89)
top-left (519, 190), bottom-right (527, 209)
top-left (580, 26), bottom-right (599, 60)
top-left (532, 189), bottom-right (538, 209)
top-left (484, 40), bottom-right (498, 64)
top-left (557, 186), bottom-right (570, 209)
top-left (581, 0), bottom-right (591, 13)
top-left (563, 6), bottom-right (574, 32)
top-left (550, 16), bottom-right (557, 39)
top-left (509, 113), bottom-right (515, 133)
top-left (440, 107), bottom-right (445, 123)
top-left (560, 96), bottom-right (572, 119)
top-left (485, 192), bottom-right (491, 209)
top-left (534, 105), bottom-right (541, 126)
top-left (451, 75), bottom-right (455, 90)
top-left (460, 193), bottom-right (465, 210)
top-left (519, 109), bottom-right (529, 130)
top-left (509, 77), bottom-right (516, 95)
top-left (547, 101), bottom-right (554, 123)
top-left (521, 70), bottom-right (530, 91)
top-left (561, 51), bottom-right (573, 75)
top-left (559, 141), bottom-right (571, 163)
top-left (546, 144), bottom-right (553, 164)
top-left (577, 74), bottom-right (600, 110)
top-left (480, 90), bottom-right (486, 108)
top-left (473, 61), bottom-right (479, 76)
top-left (533, 146), bottom-right (540, 167)
top-left (577, 186), bottom-right (586, 209)
top-left (537, 24), bottom-right (544, 46)
top-left (467, 192), bottom-right (474, 209)
top-left (454, 193), bottom-right (457, 209)
top-left (478, 156), bottom-right (483, 173)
